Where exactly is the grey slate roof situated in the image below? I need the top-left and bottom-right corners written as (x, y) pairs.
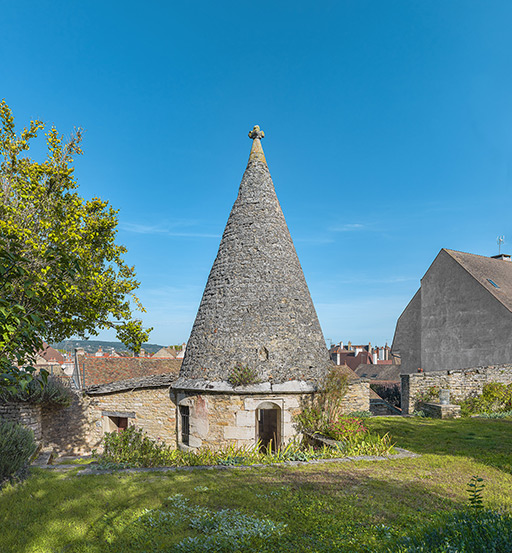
top-left (354, 364), bottom-right (402, 382)
top-left (85, 373), bottom-right (177, 395)
top-left (443, 249), bottom-right (512, 312)
top-left (179, 127), bottom-right (332, 384)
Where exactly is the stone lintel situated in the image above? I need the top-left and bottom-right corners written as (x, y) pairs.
top-left (101, 410), bottom-right (136, 419)
top-left (171, 378), bottom-right (317, 394)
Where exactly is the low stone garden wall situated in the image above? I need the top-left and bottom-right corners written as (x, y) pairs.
top-left (0, 402), bottom-right (43, 441)
top-left (401, 364), bottom-right (512, 415)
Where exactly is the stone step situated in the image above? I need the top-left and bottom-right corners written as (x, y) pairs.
top-left (31, 447), bottom-right (55, 467)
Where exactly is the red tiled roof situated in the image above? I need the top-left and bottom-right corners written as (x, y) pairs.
top-left (38, 344), bottom-right (65, 364)
top-left (78, 357), bottom-right (182, 387)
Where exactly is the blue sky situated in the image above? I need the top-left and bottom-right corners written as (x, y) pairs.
top-left (2, 1), bottom-right (512, 347)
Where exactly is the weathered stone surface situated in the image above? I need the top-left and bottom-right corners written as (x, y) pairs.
top-left (39, 387), bottom-right (177, 454)
top-left (401, 364), bottom-right (512, 414)
top-left (171, 378), bottom-right (316, 394)
top-left (420, 401), bottom-right (461, 419)
top-left (0, 402), bottom-right (42, 441)
top-left (180, 132), bottom-right (332, 384)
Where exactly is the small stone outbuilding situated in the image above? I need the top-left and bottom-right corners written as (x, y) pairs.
top-left (172, 126), bottom-right (368, 452)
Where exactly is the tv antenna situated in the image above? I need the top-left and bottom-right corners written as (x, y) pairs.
top-left (497, 235), bottom-right (505, 254)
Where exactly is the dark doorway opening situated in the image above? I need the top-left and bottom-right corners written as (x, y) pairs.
top-left (257, 408), bottom-right (280, 453)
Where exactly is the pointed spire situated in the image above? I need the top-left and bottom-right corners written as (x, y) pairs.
top-left (248, 125), bottom-right (266, 164)
top-left (179, 126), bottom-right (331, 384)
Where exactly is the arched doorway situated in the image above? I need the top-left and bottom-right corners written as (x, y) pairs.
top-left (256, 402), bottom-right (281, 452)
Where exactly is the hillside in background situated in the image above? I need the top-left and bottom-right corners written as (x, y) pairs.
top-left (51, 339), bottom-right (169, 355)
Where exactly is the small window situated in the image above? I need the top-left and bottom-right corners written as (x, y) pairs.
top-left (371, 374), bottom-right (378, 378)
top-left (487, 279), bottom-right (500, 289)
top-left (180, 406), bottom-right (190, 446)
top-left (109, 416), bottom-right (128, 433)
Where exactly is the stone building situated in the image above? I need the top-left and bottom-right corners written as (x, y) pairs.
top-left (1, 127), bottom-right (369, 455)
top-left (392, 249), bottom-right (512, 374)
top-left (172, 126), bottom-right (367, 452)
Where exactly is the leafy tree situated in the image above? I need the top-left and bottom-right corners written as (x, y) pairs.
top-left (0, 99), bottom-right (151, 383)
top-left (0, 243), bottom-right (47, 390)
top-left (115, 319), bottom-right (153, 357)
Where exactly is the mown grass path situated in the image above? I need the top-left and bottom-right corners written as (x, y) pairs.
top-left (1, 418), bottom-right (511, 552)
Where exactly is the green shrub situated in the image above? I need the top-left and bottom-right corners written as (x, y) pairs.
top-left (227, 363), bottom-right (260, 387)
top-left (460, 382), bottom-right (512, 416)
top-left (100, 426), bottom-right (385, 469)
top-left (478, 410), bottom-right (512, 419)
top-left (294, 366), bottom-right (348, 434)
top-left (388, 509), bottom-right (512, 552)
top-left (294, 367), bottom-right (393, 456)
top-left (135, 494), bottom-right (286, 552)
top-left (0, 420), bottom-right (37, 481)
top-left (0, 375), bottom-right (73, 407)
top-left (414, 385), bottom-right (440, 408)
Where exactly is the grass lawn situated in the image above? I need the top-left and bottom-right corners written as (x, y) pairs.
top-left (1, 417), bottom-right (511, 552)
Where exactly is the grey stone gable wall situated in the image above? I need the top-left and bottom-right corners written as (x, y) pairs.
top-left (181, 155), bottom-right (331, 384)
top-left (391, 288), bottom-right (421, 374)
top-left (421, 250), bottom-right (512, 371)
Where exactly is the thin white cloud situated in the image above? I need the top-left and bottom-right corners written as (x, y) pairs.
top-left (329, 223), bottom-right (366, 232)
top-left (120, 222), bottom-right (168, 234)
top-left (119, 221), bottom-right (220, 239)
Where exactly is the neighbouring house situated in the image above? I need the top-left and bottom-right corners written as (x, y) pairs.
top-left (329, 341), bottom-right (400, 371)
top-left (392, 249), bottom-right (512, 374)
top-left (176, 343), bottom-right (187, 359)
top-left (354, 363), bottom-right (402, 386)
top-left (36, 343), bottom-right (65, 366)
top-left (153, 347), bottom-right (178, 359)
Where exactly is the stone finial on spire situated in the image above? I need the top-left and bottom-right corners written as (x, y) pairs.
top-left (248, 125), bottom-right (266, 163)
top-left (248, 125), bottom-right (265, 140)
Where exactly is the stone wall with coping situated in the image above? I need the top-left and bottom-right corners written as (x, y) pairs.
top-left (0, 402), bottom-right (42, 441)
top-left (41, 393), bottom-right (96, 454)
top-left (342, 380), bottom-right (370, 413)
top-left (41, 386), bottom-right (177, 454)
top-left (87, 387), bottom-right (177, 450)
top-left (401, 364), bottom-right (512, 415)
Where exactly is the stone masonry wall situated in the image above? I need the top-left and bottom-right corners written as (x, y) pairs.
top-left (174, 380), bottom-right (370, 451)
top-left (342, 380), bottom-right (370, 413)
top-left (41, 387), bottom-right (177, 454)
top-left (87, 387), bottom-right (177, 450)
top-left (401, 364), bottom-right (512, 414)
top-left (0, 402), bottom-right (42, 441)
top-left (174, 391), bottom-right (305, 450)
top-left (42, 393), bottom-right (96, 454)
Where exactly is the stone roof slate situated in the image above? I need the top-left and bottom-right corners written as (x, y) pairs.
top-left (180, 128), bottom-right (332, 384)
top-left (85, 373), bottom-right (177, 395)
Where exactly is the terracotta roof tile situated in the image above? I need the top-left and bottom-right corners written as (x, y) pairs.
top-left (78, 357), bottom-right (182, 387)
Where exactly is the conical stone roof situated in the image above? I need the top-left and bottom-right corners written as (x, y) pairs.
top-left (179, 126), bottom-right (332, 385)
